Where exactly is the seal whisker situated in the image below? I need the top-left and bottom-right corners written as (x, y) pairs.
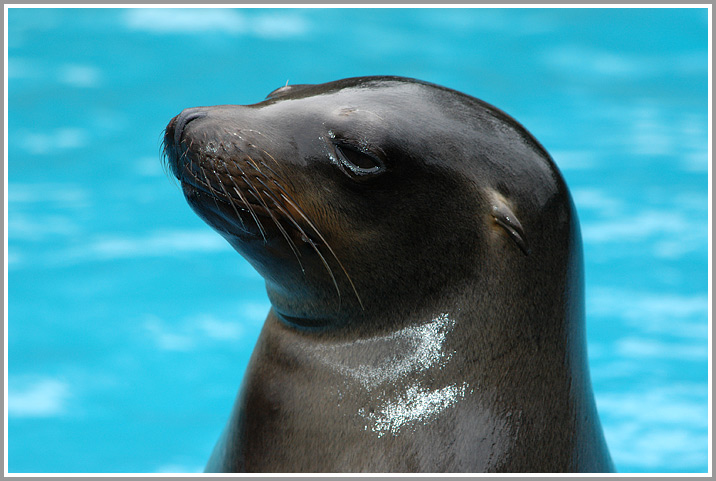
top-left (259, 185), bottom-right (310, 241)
top-left (304, 236), bottom-right (342, 309)
top-left (231, 156), bottom-right (259, 182)
top-left (243, 188), bottom-right (276, 247)
top-left (228, 130), bottom-right (280, 169)
top-left (255, 157), bottom-right (286, 182)
top-left (159, 134), bottom-right (180, 189)
top-left (245, 175), bottom-right (342, 305)
top-left (225, 163), bottom-right (268, 242)
top-left (253, 176), bottom-right (331, 271)
top-left (234, 168), bottom-right (304, 269)
top-left (252, 177), bottom-right (320, 250)
top-left (158, 131), bottom-right (168, 164)
top-left (243, 155), bottom-right (264, 176)
top-left (217, 163), bottom-right (249, 232)
top-left (254, 145), bottom-right (282, 168)
top-left (200, 166), bottom-right (223, 213)
top-left (228, 173), bottom-right (268, 242)
top-left (214, 162), bottom-right (247, 232)
top-left (272, 184), bottom-right (364, 310)
top-left (179, 138), bottom-right (197, 182)
top-left (261, 194), bottom-right (306, 275)
top-left (240, 173), bottom-right (281, 246)
top-left (231, 162), bottom-right (270, 225)
top-left (233, 184), bottom-right (268, 243)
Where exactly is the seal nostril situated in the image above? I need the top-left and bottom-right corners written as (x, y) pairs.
top-left (173, 108), bottom-right (208, 147)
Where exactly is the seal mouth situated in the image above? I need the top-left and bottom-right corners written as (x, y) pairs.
top-left (179, 161), bottom-right (276, 222)
top-left (175, 149), bottom-right (312, 246)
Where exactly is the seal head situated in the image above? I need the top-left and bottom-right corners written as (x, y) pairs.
top-left (163, 76), bottom-right (614, 472)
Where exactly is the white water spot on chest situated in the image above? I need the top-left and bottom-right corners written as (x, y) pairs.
top-left (313, 313), bottom-right (472, 438)
top-left (320, 313), bottom-right (456, 389)
top-left (359, 382), bottom-right (470, 438)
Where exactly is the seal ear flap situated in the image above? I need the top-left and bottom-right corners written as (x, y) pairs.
top-left (491, 201), bottom-right (530, 255)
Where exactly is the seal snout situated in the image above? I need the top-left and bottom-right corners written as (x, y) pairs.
top-left (163, 107), bottom-right (209, 180)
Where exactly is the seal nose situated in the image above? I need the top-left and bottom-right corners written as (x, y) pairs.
top-left (172, 108), bottom-right (208, 147)
top-left (164, 108), bottom-right (209, 180)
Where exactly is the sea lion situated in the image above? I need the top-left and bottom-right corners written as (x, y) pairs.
top-left (162, 76), bottom-right (614, 473)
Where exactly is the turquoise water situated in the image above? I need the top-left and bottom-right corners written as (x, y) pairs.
top-left (7, 7), bottom-right (709, 473)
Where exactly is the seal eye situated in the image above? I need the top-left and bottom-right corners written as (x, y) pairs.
top-left (335, 144), bottom-right (384, 177)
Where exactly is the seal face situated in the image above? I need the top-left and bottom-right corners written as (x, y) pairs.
top-left (163, 76), bottom-right (614, 472)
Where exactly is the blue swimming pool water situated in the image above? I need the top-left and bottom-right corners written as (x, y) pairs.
top-left (6, 7), bottom-right (710, 474)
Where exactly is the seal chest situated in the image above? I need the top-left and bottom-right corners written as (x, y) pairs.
top-left (163, 76), bottom-right (614, 473)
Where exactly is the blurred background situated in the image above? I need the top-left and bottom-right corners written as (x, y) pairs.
top-left (6, 7), bottom-right (709, 473)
